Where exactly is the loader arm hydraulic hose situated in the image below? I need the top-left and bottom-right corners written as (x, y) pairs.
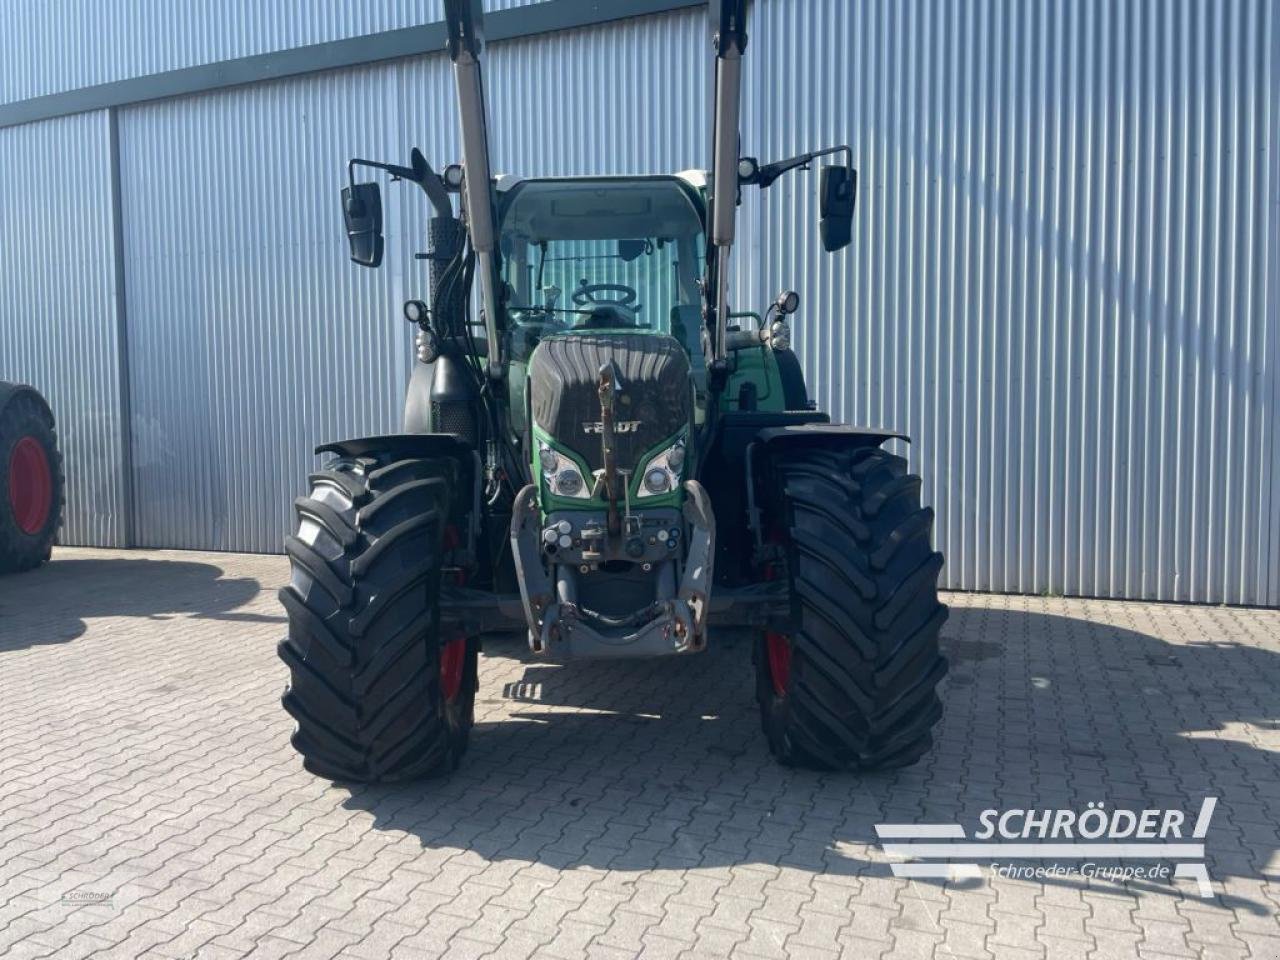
top-left (444, 0), bottom-right (503, 379)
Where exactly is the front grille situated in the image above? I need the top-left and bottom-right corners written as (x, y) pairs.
top-left (528, 333), bottom-right (691, 471)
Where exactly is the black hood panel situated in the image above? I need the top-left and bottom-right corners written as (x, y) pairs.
top-left (529, 333), bottom-right (691, 471)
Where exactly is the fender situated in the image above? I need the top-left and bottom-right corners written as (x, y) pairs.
top-left (701, 411), bottom-right (907, 587)
top-left (315, 433), bottom-right (472, 462)
top-left (402, 361), bottom-right (435, 435)
top-left (315, 432), bottom-right (477, 518)
top-left (316, 432), bottom-right (483, 560)
top-left (755, 421), bottom-right (907, 450)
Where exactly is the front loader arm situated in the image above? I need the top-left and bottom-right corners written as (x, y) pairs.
top-left (444, 0), bottom-right (503, 378)
top-left (706, 0), bottom-right (748, 370)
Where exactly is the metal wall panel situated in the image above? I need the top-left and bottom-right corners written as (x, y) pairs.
top-left (0, 0), bottom-right (543, 105)
top-left (63, 1), bottom-right (1280, 604)
top-left (117, 66), bottom-right (414, 552)
top-left (733, 0), bottom-right (1279, 606)
top-left (0, 110), bottom-right (126, 547)
top-left (115, 7), bottom-right (708, 554)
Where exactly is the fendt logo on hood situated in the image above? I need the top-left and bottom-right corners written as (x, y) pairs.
top-left (583, 421), bottom-right (641, 435)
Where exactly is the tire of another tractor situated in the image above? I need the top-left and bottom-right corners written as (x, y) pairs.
top-left (755, 444), bottom-right (948, 770)
top-left (278, 452), bottom-right (477, 783)
top-left (0, 390), bottom-right (64, 574)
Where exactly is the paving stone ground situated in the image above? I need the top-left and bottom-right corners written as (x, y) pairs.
top-left (0, 547), bottom-right (1277, 959)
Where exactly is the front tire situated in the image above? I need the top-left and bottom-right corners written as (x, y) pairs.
top-left (278, 451), bottom-right (477, 782)
top-left (755, 444), bottom-right (948, 770)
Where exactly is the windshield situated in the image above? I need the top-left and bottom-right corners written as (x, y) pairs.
top-left (498, 178), bottom-right (705, 359)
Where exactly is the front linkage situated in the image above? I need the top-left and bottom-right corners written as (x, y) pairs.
top-left (510, 479), bottom-right (715, 659)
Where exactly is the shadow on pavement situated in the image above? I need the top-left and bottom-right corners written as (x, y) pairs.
top-left (0, 556), bottom-right (275, 648)
top-left (342, 606), bottom-right (1280, 914)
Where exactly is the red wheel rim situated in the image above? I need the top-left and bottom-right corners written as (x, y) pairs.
top-left (9, 436), bottom-right (52, 535)
top-left (766, 631), bottom-right (792, 697)
top-left (440, 636), bottom-right (467, 703)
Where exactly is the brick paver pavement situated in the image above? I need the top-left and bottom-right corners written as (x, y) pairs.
top-left (0, 547), bottom-right (1277, 959)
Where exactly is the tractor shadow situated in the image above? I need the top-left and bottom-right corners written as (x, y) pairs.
top-left (0, 554), bottom-right (274, 648)
top-left (343, 604), bottom-right (1280, 914)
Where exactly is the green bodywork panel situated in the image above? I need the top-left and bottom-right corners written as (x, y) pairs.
top-left (718, 314), bottom-right (786, 414)
top-left (721, 342), bottom-right (786, 414)
top-left (525, 326), bottom-right (691, 517)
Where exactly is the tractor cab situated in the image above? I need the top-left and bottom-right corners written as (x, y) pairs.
top-left (496, 175), bottom-right (709, 434)
top-left (497, 178), bottom-right (706, 344)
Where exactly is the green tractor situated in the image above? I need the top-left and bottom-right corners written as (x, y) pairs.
top-left (279, 0), bottom-right (947, 781)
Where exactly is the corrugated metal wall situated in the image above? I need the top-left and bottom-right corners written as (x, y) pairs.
top-left (117, 66), bottom-right (413, 551)
top-left (0, 110), bottom-right (127, 547)
top-left (0, 0), bottom-right (542, 105)
top-left (737, 0), bottom-right (1279, 605)
top-left (116, 7), bottom-right (708, 553)
top-left (2, 0), bottom-right (1277, 604)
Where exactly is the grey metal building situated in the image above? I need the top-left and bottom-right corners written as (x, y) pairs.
top-left (1, 0), bottom-right (1277, 605)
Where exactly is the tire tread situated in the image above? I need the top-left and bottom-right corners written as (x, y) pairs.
top-left (277, 453), bottom-right (475, 783)
top-left (756, 445), bottom-right (948, 771)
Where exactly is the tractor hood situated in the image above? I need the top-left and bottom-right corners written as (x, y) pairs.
top-left (528, 332), bottom-right (691, 474)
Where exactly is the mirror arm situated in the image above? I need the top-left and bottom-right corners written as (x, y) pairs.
top-left (752, 144), bottom-right (853, 189)
top-left (348, 157), bottom-right (452, 219)
top-left (349, 157), bottom-right (415, 185)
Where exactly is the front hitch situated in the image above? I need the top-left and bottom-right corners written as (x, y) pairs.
top-left (509, 480), bottom-right (717, 658)
top-left (596, 360), bottom-right (623, 537)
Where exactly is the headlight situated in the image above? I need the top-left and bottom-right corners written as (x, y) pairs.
top-left (643, 468), bottom-right (669, 495)
top-left (637, 436), bottom-right (687, 499)
top-left (555, 468), bottom-right (586, 497)
top-left (539, 442), bottom-right (592, 499)
top-left (538, 444), bottom-right (559, 474)
top-left (769, 319), bottom-right (791, 351)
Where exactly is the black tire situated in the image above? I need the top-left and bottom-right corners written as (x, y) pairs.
top-left (0, 390), bottom-right (64, 574)
top-left (278, 451), bottom-right (477, 782)
top-left (755, 444), bottom-right (948, 770)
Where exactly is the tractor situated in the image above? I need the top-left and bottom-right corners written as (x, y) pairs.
top-left (0, 381), bottom-right (63, 574)
top-left (278, 0), bottom-right (947, 781)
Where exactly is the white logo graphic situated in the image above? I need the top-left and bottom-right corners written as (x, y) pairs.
top-left (876, 797), bottom-right (1218, 897)
top-left (582, 420), bottom-right (641, 434)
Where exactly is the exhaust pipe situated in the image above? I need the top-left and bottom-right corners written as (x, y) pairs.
top-left (444, 0), bottom-right (503, 378)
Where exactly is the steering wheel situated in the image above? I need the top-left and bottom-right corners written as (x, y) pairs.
top-left (572, 282), bottom-right (638, 308)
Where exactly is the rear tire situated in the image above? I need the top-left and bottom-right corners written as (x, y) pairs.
top-left (0, 390), bottom-right (64, 574)
top-left (278, 451), bottom-right (477, 782)
top-left (755, 444), bottom-right (948, 770)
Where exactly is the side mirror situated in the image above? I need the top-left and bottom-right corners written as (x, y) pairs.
top-left (341, 182), bottom-right (384, 267)
top-left (819, 165), bottom-right (856, 252)
top-left (617, 238), bottom-right (647, 262)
